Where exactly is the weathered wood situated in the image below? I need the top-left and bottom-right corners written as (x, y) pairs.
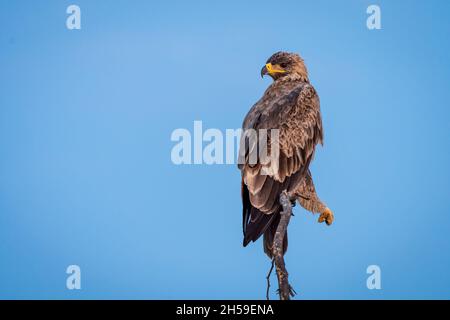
top-left (266, 259), bottom-right (275, 300)
top-left (272, 190), bottom-right (295, 300)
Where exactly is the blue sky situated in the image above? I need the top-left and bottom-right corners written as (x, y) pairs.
top-left (1, 0), bottom-right (449, 299)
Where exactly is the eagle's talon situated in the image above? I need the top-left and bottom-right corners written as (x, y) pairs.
top-left (318, 207), bottom-right (334, 226)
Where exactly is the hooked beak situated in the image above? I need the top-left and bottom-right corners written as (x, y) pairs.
top-left (261, 63), bottom-right (286, 78)
top-left (261, 65), bottom-right (268, 78)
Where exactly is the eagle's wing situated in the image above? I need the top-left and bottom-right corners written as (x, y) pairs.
top-left (242, 83), bottom-right (323, 212)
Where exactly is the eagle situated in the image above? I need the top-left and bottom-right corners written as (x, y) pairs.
top-left (239, 51), bottom-right (333, 258)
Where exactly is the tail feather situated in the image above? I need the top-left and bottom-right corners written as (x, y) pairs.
top-left (243, 207), bottom-right (275, 246)
top-left (242, 181), bottom-right (276, 247)
top-left (242, 178), bottom-right (288, 258)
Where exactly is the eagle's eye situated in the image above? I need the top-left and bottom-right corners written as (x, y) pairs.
top-left (280, 63), bottom-right (288, 68)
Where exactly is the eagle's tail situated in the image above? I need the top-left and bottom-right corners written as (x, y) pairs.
top-left (242, 181), bottom-right (288, 258)
top-left (242, 182), bottom-right (273, 248)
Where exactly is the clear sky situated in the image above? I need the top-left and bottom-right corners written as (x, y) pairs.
top-left (1, 0), bottom-right (449, 299)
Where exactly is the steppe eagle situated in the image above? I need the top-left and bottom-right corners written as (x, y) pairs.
top-left (239, 51), bottom-right (334, 258)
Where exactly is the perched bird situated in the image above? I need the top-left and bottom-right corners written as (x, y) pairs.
top-left (239, 51), bottom-right (333, 258)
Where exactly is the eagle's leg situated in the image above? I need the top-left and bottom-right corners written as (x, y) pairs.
top-left (272, 190), bottom-right (296, 300)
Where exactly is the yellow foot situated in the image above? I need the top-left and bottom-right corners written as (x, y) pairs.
top-left (318, 207), bottom-right (334, 226)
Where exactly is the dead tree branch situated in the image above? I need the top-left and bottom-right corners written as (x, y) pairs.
top-left (266, 259), bottom-right (275, 300)
top-left (272, 190), bottom-right (296, 300)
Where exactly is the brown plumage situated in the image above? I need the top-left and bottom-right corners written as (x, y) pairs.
top-left (239, 52), bottom-right (333, 258)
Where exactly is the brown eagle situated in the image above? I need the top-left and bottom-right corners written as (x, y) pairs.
top-left (239, 51), bottom-right (333, 258)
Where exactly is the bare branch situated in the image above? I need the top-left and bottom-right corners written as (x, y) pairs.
top-left (272, 190), bottom-right (296, 300)
top-left (266, 259), bottom-right (275, 300)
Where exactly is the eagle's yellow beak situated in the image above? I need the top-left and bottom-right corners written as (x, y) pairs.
top-left (261, 63), bottom-right (286, 77)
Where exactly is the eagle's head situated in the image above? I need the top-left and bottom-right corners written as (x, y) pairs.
top-left (261, 51), bottom-right (309, 82)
